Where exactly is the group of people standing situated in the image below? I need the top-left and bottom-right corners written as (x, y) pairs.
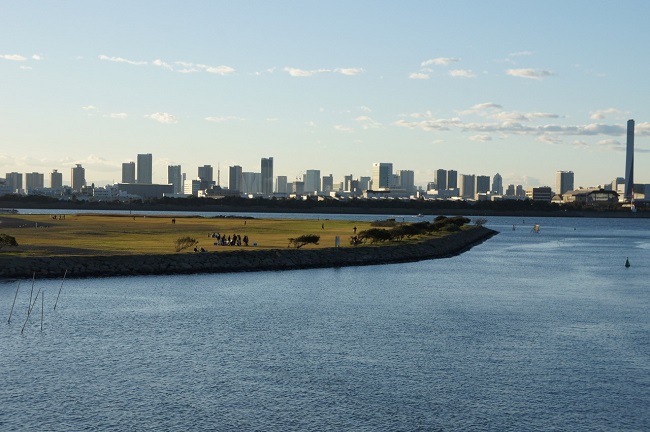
top-left (209, 232), bottom-right (249, 247)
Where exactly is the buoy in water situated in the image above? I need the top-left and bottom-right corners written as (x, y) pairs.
top-left (625, 257), bottom-right (630, 268)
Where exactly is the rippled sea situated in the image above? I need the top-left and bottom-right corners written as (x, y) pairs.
top-left (2, 216), bottom-right (650, 431)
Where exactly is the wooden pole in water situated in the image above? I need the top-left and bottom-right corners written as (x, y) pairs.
top-left (27, 272), bottom-right (35, 314)
top-left (7, 281), bottom-right (20, 324)
top-left (21, 288), bottom-right (41, 335)
top-left (54, 269), bottom-right (67, 311)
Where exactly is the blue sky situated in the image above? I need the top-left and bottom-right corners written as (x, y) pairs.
top-left (1, 1), bottom-right (649, 189)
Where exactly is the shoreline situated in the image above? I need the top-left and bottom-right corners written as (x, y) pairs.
top-left (0, 226), bottom-right (497, 280)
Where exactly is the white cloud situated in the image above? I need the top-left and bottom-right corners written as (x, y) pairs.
top-left (459, 102), bottom-right (503, 116)
top-left (98, 55), bottom-right (147, 66)
top-left (335, 67), bottom-right (363, 76)
top-left (82, 105), bottom-right (96, 111)
top-left (335, 125), bottom-right (354, 133)
top-left (0, 54), bottom-right (27, 61)
top-left (152, 59), bottom-right (173, 71)
top-left (590, 108), bottom-right (621, 120)
top-left (355, 116), bottom-right (382, 129)
top-left (598, 138), bottom-right (624, 151)
top-left (636, 121), bottom-right (650, 136)
top-left (506, 68), bottom-right (554, 80)
top-left (469, 134), bottom-right (492, 142)
top-left (449, 69), bottom-right (476, 78)
top-left (421, 57), bottom-right (461, 67)
top-left (146, 112), bottom-right (177, 124)
top-left (538, 135), bottom-right (563, 145)
top-left (409, 72), bottom-right (430, 80)
top-left (200, 64), bottom-right (236, 75)
top-left (31, 54), bottom-right (42, 60)
top-left (105, 113), bottom-right (128, 119)
top-left (358, 105), bottom-right (372, 113)
top-left (573, 140), bottom-right (589, 149)
top-left (284, 67), bottom-right (331, 77)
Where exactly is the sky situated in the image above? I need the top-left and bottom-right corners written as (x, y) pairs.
top-left (1, 1), bottom-right (649, 189)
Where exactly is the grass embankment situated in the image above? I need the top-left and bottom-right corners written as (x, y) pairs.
top-left (0, 214), bottom-right (446, 258)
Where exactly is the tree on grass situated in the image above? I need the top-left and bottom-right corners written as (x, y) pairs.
top-left (0, 234), bottom-right (18, 251)
top-left (288, 234), bottom-right (320, 248)
top-left (174, 236), bottom-right (199, 252)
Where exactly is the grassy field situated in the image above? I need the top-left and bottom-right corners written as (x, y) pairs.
top-left (0, 214), bottom-right (389, 257)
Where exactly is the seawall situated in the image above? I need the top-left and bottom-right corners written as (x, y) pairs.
top-left (0, 227), bottom-right (497, 280)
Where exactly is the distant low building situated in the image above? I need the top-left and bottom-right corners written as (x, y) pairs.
top-left (525, 186), bottom-right (552, 202)
top-left (561, 188), bottom-right (619, 206)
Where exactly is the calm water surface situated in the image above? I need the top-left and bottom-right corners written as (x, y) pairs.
top-left (1, 216), bottom-right (650, 431)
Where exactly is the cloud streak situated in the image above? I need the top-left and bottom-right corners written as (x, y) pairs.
top-left (146, 112), bottom-right (177, 124)
top-left (506, 68), bottom-right (554, 80)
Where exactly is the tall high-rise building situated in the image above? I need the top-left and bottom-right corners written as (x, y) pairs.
top-left (242, 172), bottom-right (261, 194)
top-left (5, 172), bottom-right (22, 193)
top-left (122, 162), bottom-right (136, 183)
top-left (344, 174), bottom-right (354, 192)
top-left (167, 165), bottom-right (183, 194)
top-left (624, 119), bottom-right (635, 200)
top-left (359, 176), bottom-right (371, 192)
top-left (459, 174), bottom-right (476, 199)
top-left (261, 157), bottom-right (273, 195)
top-left (71, 164), bottom-right (86, 192)
top-left (322, 174), bottom-right (334, 192)
top-left (447, 170), bottom-right (458, 189)
top-left (372, 162), bottom-right (392, 190)
top-left (25, 172), bottom-right (44, 191)
top-left (434, 169), bottom-right (447, 190)
top-left (475, 175), bottom-right (490, 195)
top-left (229, 165), bottom-right (243, 192)
top-left (276, 176), bottom-right (288, 194)
top-left (555, 171), bottom-right (574, 195)
top-left (303, 169), bottom-right (321, 193)
top-left (137, 153), bottom-right (153, 184)
top-left (198, 165), bottom-right (214, 183)
top-left (505, 184), bottom-right (515, 196)
top-left (492, 173), bottom-right (503, 195)
top-left (50, 169), bottom-right (63, 189)
top-left (397, 170), bottom-right (415, 193)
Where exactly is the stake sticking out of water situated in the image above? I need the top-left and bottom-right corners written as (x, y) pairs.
top-left (625, 257), bottom-right (630, 268)
top-left (7, 281), bottom-right (20, 324)
top-left (54, 269), bottom-right (67, 311)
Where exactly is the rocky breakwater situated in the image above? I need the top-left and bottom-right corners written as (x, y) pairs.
top-left (0, 226), bottom-right (497, 280)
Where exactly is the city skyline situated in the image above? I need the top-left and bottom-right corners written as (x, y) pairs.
top-left (1, 1), bottom-right (649, 188)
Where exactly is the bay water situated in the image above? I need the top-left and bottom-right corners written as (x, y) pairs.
top-left (1, 216), bottom-right (649, 431)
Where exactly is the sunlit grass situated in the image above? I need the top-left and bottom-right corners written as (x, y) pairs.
top-left (0, 214), bottom-right (377, 257)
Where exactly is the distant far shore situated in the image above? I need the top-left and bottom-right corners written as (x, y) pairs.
top-left (0, 199), bottom-right (647, 218)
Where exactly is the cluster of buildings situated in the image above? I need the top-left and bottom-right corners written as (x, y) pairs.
top-left (0, 120), bottom-right (643, 206)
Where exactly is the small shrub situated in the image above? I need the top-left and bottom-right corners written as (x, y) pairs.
top-left (0, 234), bottom-right (18, 250)
top-left (358, 228), bottom-right (393, 243)
top-left (175, 236), bottom-right (198, 252)
top-left (370, 219), bottom-right (397, 227)
top-left (288, 234), bottom-right (320, 248)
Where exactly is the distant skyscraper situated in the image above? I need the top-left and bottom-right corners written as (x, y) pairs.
top-left (137, 153), bottom-right (153, 184)
top-left (198, 165), bottom-right (214, 183)
top-left (122, 162), bottom-right (136, 183)
top-left (372, 162), bottom-right (392, 190)
top-left (505, 184), bottom-right (515, 196)
top-left (242, 172), bottom-right (261, 194)
top-left (292, 180), bottom-right (305, 194)
top-left (229, 165), bottom-right (243, 192)
top-left (555, 171), bottom-right (574, 195)
top-left (359, 176), bottom-right (371, 192)
top-left (71, 164), bottom-right (86, 192)
top-left (624, 119), bottom-right (634, 200)
top-left (447, 170), bottom-right (458, 189)
top-left (344, 174), bottom-right (353, 192)
top-left (434, 169), bottom-right (447, 190)
top-left (459, 174), bottom-right (476, 199)
top-left (492, 173), bottom-right (503, 195)
top-left (167, 165), bottom-right (183, 194)
top-left (397, 170), bottom-right (415, 193)
top-left (5, 172), bottom-right (22, 193)
top-left (303, 169), bottom-right (321, 193)
top-left (261, 157), bottom-right (273, 195)
top-left (50, 169), bottom-right (63, 189)
top-left (25, 172), bottom-right (44, 191)
top-left (275, 175), bottom-right (288, 194)
top-left (475, 175), bottom-right (490, 195)
top-left (516, 185), bottom-right (525, 197)
top-left (322, 174), bottom-right (334, 192)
